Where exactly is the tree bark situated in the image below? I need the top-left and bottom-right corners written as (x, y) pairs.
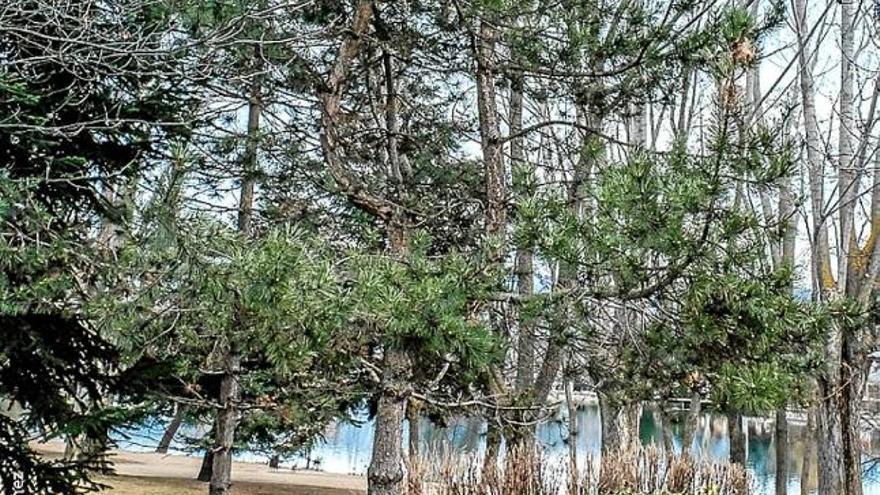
top-left (209, 43), bottom-right (262, 495)
top-left (475, 19), bottom-right (505, 240)
top-left (368, 347), bottom-right (411, 495)
top-left (209, 351), bottom-right (241, 495)
top-left (269, 454), bottom-right (280, 469)
top-left (157, 403), bottom-right (187, 454)
top-left (801, 407), bottom-right (817, 495)
top-left (682, 392), bottom-right (701, 455)
top-left (483, 421), bottom-right (501, 479)
top-left (599, 394), bottom-right (621, 454)
top-left (406, 398), bottom-right (421, 463)
top-left (775, 409), bottom-right (788, 495)
top-left (651, 402), bottom-right (673, 453)
top-left (728, 411), bottom-right (745, 466)
top-left (510, 72), bottom-right (535, 393)
top-left (621, 402), bottom-right (642, 451)
top-left (564, 358), bottom-right (579, 494)
top-left (198, 449), bottom-right (214, 482)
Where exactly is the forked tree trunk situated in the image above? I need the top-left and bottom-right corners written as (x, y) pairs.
top-left (157, 403), bottom-right (187, 454)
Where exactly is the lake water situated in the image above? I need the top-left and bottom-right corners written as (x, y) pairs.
top-left (116, 404), bottom-right (880, 494)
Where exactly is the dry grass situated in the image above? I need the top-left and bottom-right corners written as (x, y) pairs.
top-left (407, 445), bottom-right (751, 495)
top-left (95, 475), bottom-right (363, 495)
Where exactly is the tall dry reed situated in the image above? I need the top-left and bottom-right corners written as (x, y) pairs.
top-left (407, 445), bottom-right (751, 495)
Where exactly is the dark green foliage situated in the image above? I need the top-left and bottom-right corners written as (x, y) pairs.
top-left (0, 416), bottom-right (107, 495)
top-left (630, 266), bottom-right (822, 413)
top-left (0, 0), bottom-right (196, 490)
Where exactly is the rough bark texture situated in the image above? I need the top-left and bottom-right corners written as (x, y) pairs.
top-left (156, 403), bottom-right (187, 454)
top-left (483, 421), bottom-right (502, 478)
top-left (368, 347), bottom-right (411, 495)
top-left (599, 395), bottom-right (621, 454)
top-left (510, 73), bottom-right (535, 393)
top-left (406, 398), bottom-right (421, 463)
top-left (728, 411), bottom-right (745, 466)
top-left (209, 352), bottom-right (241, 495)
top-left (475, 19), bottom-right (505, 240)
top-left (621, 402), bottom-right (642, 451)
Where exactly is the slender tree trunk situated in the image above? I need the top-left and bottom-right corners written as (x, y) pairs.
top-left (209, 45), bottom-right (262, 495)
top-left (475, 19), bottom-right (504, 241)
top-left (510, 70), bottom-right (534, 394)
top-left (564, 359), bottom-right (579, 494)
top-left (269, 454), bottom-right (280, 469)
top-left (775, 409), bottom-right (788, 495)
top-left (157, 403), bottom-right (187, 454)
top-left (801, 408), bottom-right (817, 495)
top-left (728, 411), bottom-right (745, 466)
top-left (209, 352), bottom-right (241, 495)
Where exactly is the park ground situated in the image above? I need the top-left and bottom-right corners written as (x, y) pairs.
top-left (34, 443), bottom-right (366, 495)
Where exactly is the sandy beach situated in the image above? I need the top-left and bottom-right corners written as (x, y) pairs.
top-left (34, 443), bottom-right (366, 495)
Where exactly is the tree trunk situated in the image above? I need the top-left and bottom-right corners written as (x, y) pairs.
top-left (621, 402), bottom-right (642, 451)
top-left (728, 411), bottom-right (745, 466)
top-left (842, 333), bottom-right (865, 495)
top-left (510, 70), bottom-right (535, 394)
top-left (368, 347), bottom-right (411, 495)
top-left (682, 392), bottom-right (701, 455)
top-left (652, 402), bottom-right (673, 453)
top-left (817, 388), bottom-right (844, 495)
top-left (209, 352), bottom-right (241, 495)
top-left (564, 363), bottom-right (579, 494)
top-left (269, 454), bottom-right (280, 469)
top-left (775, 409), bottom-right (788, 495)
top-left (475, 19), bottom-right (504, 241)
top-left (801, 408), bottom-right (817, 495)
top-left (599, 395), bottom-right (621, 454)
top-left (157, 403), bottom-right (187, 454)
top-left (483, 421), bottom-right (501, 479)
top-left (406, 398), bottom-right (421, 463)
top-left (198, 449), bottom-right (214, 482)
